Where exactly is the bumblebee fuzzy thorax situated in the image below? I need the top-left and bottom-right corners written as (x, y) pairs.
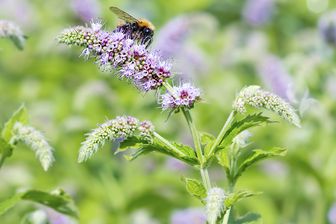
top-left (137, 19), bottom-right (155, 31)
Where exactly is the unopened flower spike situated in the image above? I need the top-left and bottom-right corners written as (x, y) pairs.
top-left (233, 85), bottom-right (301, 127)
top-left (0, 20), bottom-right (26, 50)
top-left (206, 187), bottom-right (226, 224)
top-left (10, 122), bottom-right (54, 171)
top-left (78, 116), bottom-right (154, 162)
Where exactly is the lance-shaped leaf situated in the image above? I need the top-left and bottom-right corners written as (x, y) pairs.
top-left (0, 189), bottom-right (78, 218)
top-left (224, 190), bottom-right (261, 209)
top-left (1, 105), bottom-right (28, 142)
top-left (236, 147), bottom-right (287, 179)
top-left (217, 113), bottom-right (273, 152)
top-left (119, 136), bottom-right (198, 166)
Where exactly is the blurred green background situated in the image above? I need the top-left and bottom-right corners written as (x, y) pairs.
top-left (1, 0), bottom-right (336, 223)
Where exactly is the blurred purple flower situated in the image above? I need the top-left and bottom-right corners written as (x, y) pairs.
top-left (328, 203), bottom-right (336, 224)
top-left (45, 208), bottom-right (76, 224)
top-left (257, 55), bottom-right (296, 103)
top-left (261, 160), bottom-right (288, 178)
top-left (165, 158), bottom-right (187, 171)
top-left (318, 10), bottom-right (336, 46)
top-left (171, 208), bottom-right (206, 224)
top-left (154, 16), bottom-right (190, 60)
top-left (154, 14), bottom-right (215, 61)
top-left (242, 0), bottom-right (275, 27)
top-left (0, 0), bottom-right (36, 28)
top-left (71, 0), bottom-right (101, 22)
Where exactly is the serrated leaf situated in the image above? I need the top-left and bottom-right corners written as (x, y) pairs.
top-left (224, 191), bottom-right (261, 208)
top-left (236, 147), bottom-right (287, 179)
top-left (183, 178), bottom-right (206, 201)
top-left (0, 189), bottom-right (78, 218)
top-left (120, 137), bottom-right (198, 166)
top-left (217, 113), bottom-right (272, 153)
top-left (232, 212), bottom-right (261, 224)
top-left (1, 105), bottom-right (28, 142)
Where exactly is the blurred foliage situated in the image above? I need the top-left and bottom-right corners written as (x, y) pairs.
top-left (1, 0), bottom-right (336, 223)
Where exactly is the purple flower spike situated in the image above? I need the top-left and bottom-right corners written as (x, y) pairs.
top-left (161, 83), bottom-right (201, 111)
top-left (58, 21), bottom-right (172, 92)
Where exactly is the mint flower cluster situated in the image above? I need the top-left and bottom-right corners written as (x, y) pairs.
top-left (233, 85), bottom-right (301, 127)
top-left (161, 83), bottom-right (201, 111)
top-left (57, 21), bottom-right (201, 111)
top-left (78, 116), bottom-right (154, 162)
top-left (58, 22), bottom-right (171, 92)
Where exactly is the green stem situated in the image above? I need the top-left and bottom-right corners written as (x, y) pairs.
top-left (153, 132), bottom-right (186, 157)
top-left (222, 207), bottom-right (231, 224)
top-left (182, 109), bottom-right (203, 163)
top-left (163, 81), bottom-right (211, 190)
top-left (207, 111), bottom-right (235, 158)
top-left (0, 155), bottom-right (6, 169)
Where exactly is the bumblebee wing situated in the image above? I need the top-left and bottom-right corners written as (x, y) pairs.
top-left (109, 6), bottom-right (138, 23)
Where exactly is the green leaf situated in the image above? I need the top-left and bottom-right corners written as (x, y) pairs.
top-left (200, 132), bottom-right (215, 145)
top-left (236, 147), bottom-right (287, 179)
top-left (231, 213), bottom-right (261, 224)
top-left (216, 149), bottom-right (229, 169)
top-left (200, 132), bottom-right (216, 157)
top-left (1, 105), bottom-right (28, 142)
top-left (0, 189), bottom-right (78, 218)
top-left (120, 137), bottom-right (198, 166)
top-left (183, 178), bottom-right (206, 201)
top-left (224, 191), bottom-right (261, 208)
top-left (217, 113), bottom-right (272, 153)
top-left (0, 193), bottom-right (23, 216)
top-left (0, 137), bottom-right (13, 158)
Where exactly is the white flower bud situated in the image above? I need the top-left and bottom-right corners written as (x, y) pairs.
top-left (206, 187), bottom-right (226, 224)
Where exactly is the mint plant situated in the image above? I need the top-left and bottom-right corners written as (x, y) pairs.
top-left (0, 106), bottom-right (78, 220)
top-left (58, 20), bottom-right (300, 223)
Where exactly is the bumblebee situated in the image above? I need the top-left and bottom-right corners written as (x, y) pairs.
top-left (109, 6), bottom-right (155, 47)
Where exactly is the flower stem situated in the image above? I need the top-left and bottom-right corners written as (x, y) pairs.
top-left (163, 81), bottom-right (212, 190)
top-left (222, 208), bottom-right (231, 224)
top-left (183, 108), bottom-right (211, 190)
top-left (0, 155), bottom-right (6, 169)
top-left (207, 111), bottom-right (235, 159)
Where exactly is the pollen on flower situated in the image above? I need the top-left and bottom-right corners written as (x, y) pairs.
top-left (160, 83), bottom-right (201, 111)
top-left (233, 85), bottom-right (301, 127)
top-left (78, 116), bottom-right (155, 162)
top-left (11, 122), bottom-right (54, 171)
top-left (206, 187), bottom-right (226, 224)
top-left (57, 22), bottom-right (172, 92)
